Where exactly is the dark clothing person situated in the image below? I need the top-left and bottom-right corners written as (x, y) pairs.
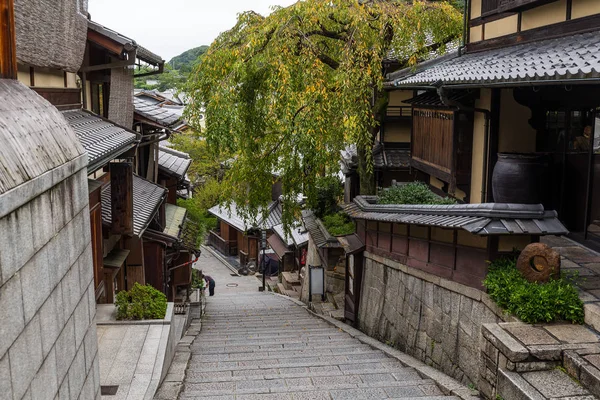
top-left (205, 275), bottom-right (215, 296)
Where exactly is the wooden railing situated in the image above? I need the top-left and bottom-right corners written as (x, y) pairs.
top-left (208, 230), bottom-right (235, 256)
top-left (239, 250), bottom-right (248, 268)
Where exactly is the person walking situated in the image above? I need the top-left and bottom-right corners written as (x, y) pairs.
top-left (204, 275), bottom-right (216, 296)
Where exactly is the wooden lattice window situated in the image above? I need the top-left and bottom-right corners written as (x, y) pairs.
top-left (481, 0), bottom-right (554, 16)
top-left (412, 108), bottom-right (455, 175)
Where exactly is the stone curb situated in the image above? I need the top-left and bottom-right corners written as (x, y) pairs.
top-left (564, 350), bottom-right (600, 398)
top-left (200, 244), bottom-right (240, 276)
top-left (153, 319), bottom-right (202, 399)
top-left (270, 292), bottom-right (481, 400)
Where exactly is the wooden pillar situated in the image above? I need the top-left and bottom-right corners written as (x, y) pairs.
top-left (0, 0), bottom-right (17, 79)
top-left (110, 162), bottom-right (134, 235)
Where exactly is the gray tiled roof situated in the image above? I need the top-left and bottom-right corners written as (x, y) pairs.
top-left (134, 96), bottom-right (183, 128)
top-left (344, 196), bottom-right (568, 236)
top-left (88, 20), bottom-right (164, 66)
top-left (208, 200), bottom-right (282, 232)
top-left (390, 30), bottom-right (600, 87)
top-left (158, 146), bottom-right (191, 180)
top-left (341, 143), bottom-right (409, 173)
top-left (301, 210), bottom-right (341, 248)
top-left (373, 144), bottom-right (410, 170)
top-left (101, 174), bottom-right (167, 237)
top-left (273, 223), bottom-right (309, 248)
top-left (63, 110), bottom-right (138, 172)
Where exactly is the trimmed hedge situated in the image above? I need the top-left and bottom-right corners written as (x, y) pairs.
top-left (379, 182), bottom-right (456, 205)
top-left (483, 256), bottom-right (584, 324)
top-left (115, 283), bottom-right (168, 320)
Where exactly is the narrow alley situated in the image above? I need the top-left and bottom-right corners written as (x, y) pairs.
top-left (178, 250), bottom-right (460, 399)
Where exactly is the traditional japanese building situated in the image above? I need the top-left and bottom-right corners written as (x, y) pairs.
top-left (386, 0), bottom-right (600, 250)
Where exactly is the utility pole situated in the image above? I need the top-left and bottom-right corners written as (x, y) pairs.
top-left (260, 229), bottom-right (266, 292)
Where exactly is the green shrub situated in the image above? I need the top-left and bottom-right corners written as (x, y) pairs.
top-left (322, 212), bottom-right (355, 236)
top-left (379, 182), bottom-right (456, 205)
top-left (307, 176), bottom-right (343, 218)
top-left (115, 283), bottom-right (168, 320)
top-left (483, 256), bottom-right (584, 324)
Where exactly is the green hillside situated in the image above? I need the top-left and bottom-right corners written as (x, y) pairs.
top-left (169, 46), bottom-right (209, 73)
top-left (135, 45), bottom-right (209, 91)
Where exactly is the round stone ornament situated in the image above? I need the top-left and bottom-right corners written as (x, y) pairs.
top-left (516, 242), bottom-right (561, 283)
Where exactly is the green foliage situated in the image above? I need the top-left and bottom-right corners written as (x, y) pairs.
top-left (170, 46), bottom-right (210, 74)
top-left (379, 182), bottom-right (457, 205)
top-left (115, 283), bottom-right (167, 320)
top-left (184, 0), bottom-right (463, 229)
top-left (134, 46), bottom-right (209, 91)
top-left (483, 257), bottom-right (584, 324)
top-left (169, 135), bottom-right (231, 184)
top-left (322, 212), bottom-right (355, 236)
top-left (134, 64), bottom-right (187, 91)
top-left (307, 176), bottom-right (343, 218)
top-left (191, 269), bottom-right (206, 289)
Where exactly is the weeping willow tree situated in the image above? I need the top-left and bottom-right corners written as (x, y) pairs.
top-left (185, 0), bottom-right (462, 229)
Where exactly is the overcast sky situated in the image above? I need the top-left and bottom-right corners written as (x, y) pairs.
top-left (88, 1), bottom-right (297, 62)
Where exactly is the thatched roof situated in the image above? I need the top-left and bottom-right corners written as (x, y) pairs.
top-left (14, 0), bottom-right (88, 72)
top-left (0, 80), bottom-right (85, 195)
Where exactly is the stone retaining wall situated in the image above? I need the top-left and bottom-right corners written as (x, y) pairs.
top-left (0, 167), bottom-right (99, 399)
top-left (358, 251), bottom-right (510, 388)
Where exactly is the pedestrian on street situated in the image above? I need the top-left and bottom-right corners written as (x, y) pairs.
top-left (204, 275), bottom-right (216, 296)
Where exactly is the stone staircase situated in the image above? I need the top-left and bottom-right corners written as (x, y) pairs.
top-left (276, 271), bottom-right (302, 299)
top-left (482, 322), bottom-right (600, 399)
top-left (179, 293), bottom-right (463, 399)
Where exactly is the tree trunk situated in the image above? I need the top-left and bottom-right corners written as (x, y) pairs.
top-left (357, 128), bottom-right (376, 195)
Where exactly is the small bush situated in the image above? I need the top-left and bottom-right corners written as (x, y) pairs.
top-left (379, 182), bottom-right (456, 205)
top-left (483, 256), bottom-right (584, 324)
top-left (322, 212), bottom-right (355, 236)
top-left (115, 283), bottom-right (168, 320)
top-left (307, 176), bottom-right (343, 218)
top-left (191, 269), bottom-right (206, 289)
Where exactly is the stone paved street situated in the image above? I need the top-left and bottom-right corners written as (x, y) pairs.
top-left (180, 248), bottom-right (459, 399)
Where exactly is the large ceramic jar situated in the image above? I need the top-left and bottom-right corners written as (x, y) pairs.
top-left (492, 153), bottom-right (547, 204)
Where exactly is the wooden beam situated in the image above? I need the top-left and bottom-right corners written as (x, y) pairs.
top-left (468, 13), bottom-right (600, 53)
top-left (87, 29), bottom-right (125, 58)
top-left (0, 0), bottom-right (17, 79)
top-left (110, 162), bottom-right (134, 236)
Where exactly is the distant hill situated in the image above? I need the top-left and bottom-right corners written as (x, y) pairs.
top-left (135, 45), bottom-right (209, 91)
top-left (168, 46), bottom-right (209, 74)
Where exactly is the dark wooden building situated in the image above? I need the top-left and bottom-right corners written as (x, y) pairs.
top-left (386, 0), bottom-right (600, 250)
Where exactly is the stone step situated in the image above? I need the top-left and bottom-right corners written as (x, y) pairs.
top-left (180, 377), bottom-right (441, 398)
top-left (282, 271), bottom-right (301, 290)
top-left (497, 368), bottom-right (594, 400)
top-left (190, 343), bottom-right (370, 357)
top-left (186, 358), bottom-right (406, 373)
top-left (184, 368), bottom-right (422, 384)
top-left (200, 325), bottom-right (333, 335)
top-left (196, 330), bottom-right (353, 341)
top-left (564, 350), bottom-right (600, 398)
top-left (277, 282), bottom-right (301, 298)
top-left (192, 335), bottom-right (356, 348)
top-left (190, 349), bottom-right (389, 363)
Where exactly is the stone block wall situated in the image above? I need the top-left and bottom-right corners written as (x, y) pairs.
top-left (358, 251), bottom-right (508, 388)
top-left (0, 168), bottom-right (100, 400)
